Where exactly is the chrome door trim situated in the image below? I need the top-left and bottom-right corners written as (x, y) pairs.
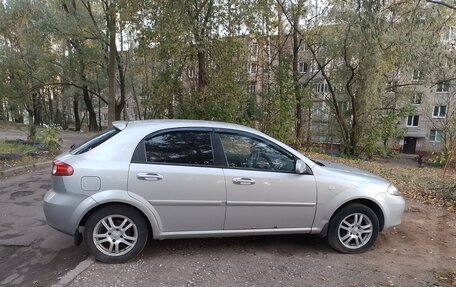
top-left (148, 200), bottom-right (226, 206)
top-left (227, 201), bottom-right (316, 207)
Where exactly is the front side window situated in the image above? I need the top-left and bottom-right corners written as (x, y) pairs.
top-left (144, 131), bottom-right (213, 166)
top-left (219, 133), bottom-right (295, 172)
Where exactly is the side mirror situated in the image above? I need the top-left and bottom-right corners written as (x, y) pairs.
top-left (295, 159), bottom-right (308, 174)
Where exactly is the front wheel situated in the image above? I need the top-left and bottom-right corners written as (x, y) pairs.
top-left (84, 205), bottom-right (149, 263)
top-left (327, 203), bottom-right (379, 253)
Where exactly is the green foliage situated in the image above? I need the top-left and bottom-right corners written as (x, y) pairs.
top-left (38, 128), bottom-right (61, 155)
top-left (428, 152), bottom-right (449, 167)
top-left (0, 0), bottom-right (453, 159)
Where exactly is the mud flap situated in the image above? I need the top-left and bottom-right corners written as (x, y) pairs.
top-left (74, 229), bottom-right (83, 246)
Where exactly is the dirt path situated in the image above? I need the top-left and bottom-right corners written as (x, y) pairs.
top-left (69, 200), bottom-right (456, 287)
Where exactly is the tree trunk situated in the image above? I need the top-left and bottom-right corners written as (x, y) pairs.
top-left (73, 94), bottom-right (81, 131)
top-left (82, 85), bottom-right (98, 131)
top-left (107, 2), bottom-right (117, 127)
top-left (115, 52), bottom-right (126, 120)
top-left (292, 14), bottom-right (303, 146)
top-left (197, 50), bottom-right (207, 92)
top-left (131, 79), bottom-right (141, 120)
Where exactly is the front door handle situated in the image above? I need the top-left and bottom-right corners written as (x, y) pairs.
top-left (232, 178), bottom-right (255, 185)
top-left (137, 173), bottom-right (163, 181)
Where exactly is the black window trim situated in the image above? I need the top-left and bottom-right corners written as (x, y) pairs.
top-left (71, 128), bottom-right (121, 155)
top-left (130, 126), bottom-right (309, 175)
top-left (131, 127), bottom-right (224, 168)
top-left (214, 128), bottom-right (300, 174)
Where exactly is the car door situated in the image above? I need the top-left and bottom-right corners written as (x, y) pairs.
top-left (218, 131), bottom-right (317, 230)
top-left (128, 129), bottom-right (226, 232)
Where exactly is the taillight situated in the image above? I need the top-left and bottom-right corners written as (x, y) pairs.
top-left (52, 161), bottom-right (74, 176)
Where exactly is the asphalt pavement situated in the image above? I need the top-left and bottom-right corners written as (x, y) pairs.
top-left (0, 169), bottom-right (89, 286)
top-left (0, 129), bottom-right (93, 286)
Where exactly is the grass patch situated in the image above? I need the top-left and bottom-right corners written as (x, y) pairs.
top-left (306, 152), bottom-right (456, 212)
top-left (0, 140), bottom-right (38, 155)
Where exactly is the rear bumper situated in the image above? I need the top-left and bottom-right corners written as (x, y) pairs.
top-left (43, 189), bottom-right (97, 235)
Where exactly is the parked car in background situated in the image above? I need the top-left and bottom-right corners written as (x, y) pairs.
top-left (43, 120), bottom-right (405, 263)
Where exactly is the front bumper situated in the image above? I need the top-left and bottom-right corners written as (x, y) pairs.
top-left (377, 192), bottom-right (406, 230)
top-left (43, 189), bottom-right (97, 235)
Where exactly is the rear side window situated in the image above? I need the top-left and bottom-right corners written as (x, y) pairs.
top-left (71, 128), bottom-right (120, 155)
top-left (144, 131), bottom-right (213, 166)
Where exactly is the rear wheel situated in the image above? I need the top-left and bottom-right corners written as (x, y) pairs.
top-left (327, 203), bottom-right (379, 253)
top-left (84, 205), bottom-right (148, 263)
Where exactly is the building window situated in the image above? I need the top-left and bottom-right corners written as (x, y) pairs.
top-left (249, 43), bottom-right (258, 56)
top-left (311, 61), bottom-right (319, 72)
top-left (445, 26), bottom-right (455, 42)
top-left (188, 68), bottom-right (195, 78)
top-left (429, 130), bottom-right (443, 142)
top-left (247, 62), bottom-right (257, 74)
top-left (316, 81), bottom-right (329, 93)
top-left (412, 70), bottom-right (423, 81)
top-left (298, 62), bottom-right (308, 74)
top-left (339, 101), bottom-right (350, 112)
top-left (436, 82), bottom-right (450, 93)
top-left (406, 115), bottom-right (419, 127)
top-left (248, 82), bottom-right (256, 94)
top-left (412, 94), bottom-right (422, 105)
top-left (433, 105), bottom-right (447, 118)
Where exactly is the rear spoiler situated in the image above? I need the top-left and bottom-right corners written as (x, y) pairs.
top-left (112, 121), bottom-right (128, 130)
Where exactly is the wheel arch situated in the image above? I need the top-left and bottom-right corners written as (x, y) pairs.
top-left (321, 198), bottom-right (385, 237)
top-left (78, 202), bottom-right (153, 238)
top-left (74, 190), bottom-right (162, 242)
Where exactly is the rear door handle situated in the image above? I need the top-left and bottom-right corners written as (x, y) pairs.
top-left (232, 178), bottom-right (255, 185)
top-left (137, 173), bottom-right (163, 181)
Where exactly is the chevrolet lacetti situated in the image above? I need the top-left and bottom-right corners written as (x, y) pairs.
top-left (43, 120), bottom-right (405, 263)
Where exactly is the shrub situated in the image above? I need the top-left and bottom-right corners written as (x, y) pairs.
top-left (39, 128), bottom-right (61, 154)
top-left (427, 152), bottom-right (448, 167)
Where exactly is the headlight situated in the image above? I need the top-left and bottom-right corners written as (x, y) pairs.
top-left (387, 184), bottom-right (401, 196)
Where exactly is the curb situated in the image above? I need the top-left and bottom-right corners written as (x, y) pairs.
top-left (0, 160), bottom-right (53, 179)
top-left (51, 257), bottom-right (95, 287)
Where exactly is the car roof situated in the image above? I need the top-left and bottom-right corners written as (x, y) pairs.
top-left (114, 119), bottom-right (260, 134)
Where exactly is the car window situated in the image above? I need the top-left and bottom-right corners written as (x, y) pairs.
top-left (71, 128), bottom-right (120, 155)
top-left (219, 133), bottom-right (295, 172)
top-left (144, 131), bottom-right (214, 166)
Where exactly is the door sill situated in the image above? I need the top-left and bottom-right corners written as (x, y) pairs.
top-left (155, 227), bottom-right (317, 239)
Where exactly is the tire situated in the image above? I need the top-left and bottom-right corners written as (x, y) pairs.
top-left (327, 203), bottom-right (379, 254)
top-left (84, 205), bottom-right (149, 263)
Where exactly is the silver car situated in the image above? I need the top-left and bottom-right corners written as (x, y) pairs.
top-left (43, 120), bottom-right (405, 263)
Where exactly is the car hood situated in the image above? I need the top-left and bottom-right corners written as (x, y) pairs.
top-left (317, 160), bottom-right (389, 183)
